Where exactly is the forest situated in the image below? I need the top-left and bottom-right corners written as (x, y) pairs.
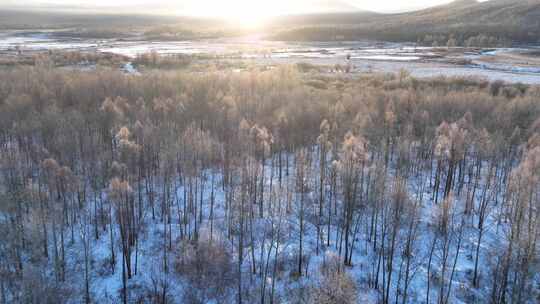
top-left (0, 65), bottom-right (539, 303)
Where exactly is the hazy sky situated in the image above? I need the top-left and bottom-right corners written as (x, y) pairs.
top-left (3, 0), bottom-right (487, 15)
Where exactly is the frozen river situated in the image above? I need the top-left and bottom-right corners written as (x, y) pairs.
top-left (0, 32), bottom-right (441, 60)
top-left (2, 31), bottom-right (540, 84)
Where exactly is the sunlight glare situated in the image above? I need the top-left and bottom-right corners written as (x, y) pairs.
top-left (181, 0), bottom-right (276, 28)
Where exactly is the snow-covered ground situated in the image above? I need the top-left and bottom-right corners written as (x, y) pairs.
top-left (34, 149), bottom-right (538, 304)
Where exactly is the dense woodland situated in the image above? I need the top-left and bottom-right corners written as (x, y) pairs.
top-left (0, 65), bottom-right (539, 303)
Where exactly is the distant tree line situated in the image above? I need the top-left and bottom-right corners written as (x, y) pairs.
top-left (422, 34), bottom-right (512, 48)
top-left (273, 26), bottom-right (529, 47)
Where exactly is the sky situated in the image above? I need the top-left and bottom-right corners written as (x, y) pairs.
top-left (1, 0), bottom-right (488, 15)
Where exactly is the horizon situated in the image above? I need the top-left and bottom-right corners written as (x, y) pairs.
top-left (1, 0), bottom-right (492, 16)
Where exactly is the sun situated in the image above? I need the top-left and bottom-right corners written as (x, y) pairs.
top-left (221, 0), bottom-right (268, 27)
top-left (182, 0), bottom-right (275, 28)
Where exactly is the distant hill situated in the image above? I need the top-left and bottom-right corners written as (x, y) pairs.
top-left (0, 10), bottom-right (179, 30)
top-left (0, 9), bottom-right (237, 40)
top-left (1, 0), bottom-right (539, 45)
top-left (270, 0), bottom-right (540, 46)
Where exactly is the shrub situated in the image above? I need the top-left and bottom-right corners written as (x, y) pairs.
top-left (309, 252), bottom-right (358, 304)
top-left (175, 230), bottom-right (235, 303)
